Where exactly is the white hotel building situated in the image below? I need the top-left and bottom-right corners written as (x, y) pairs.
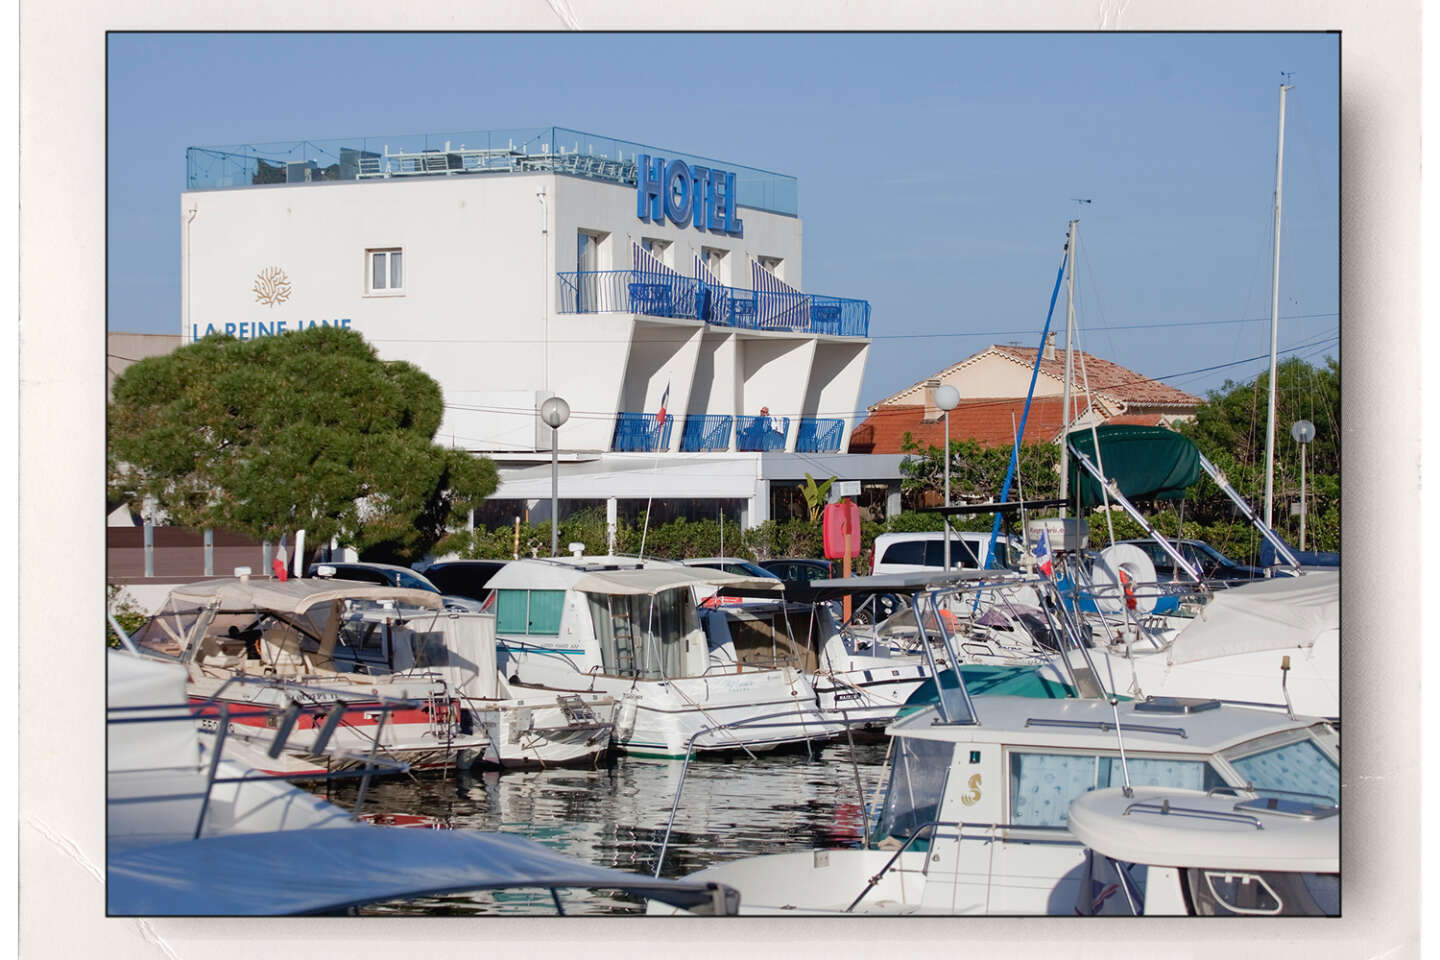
top-left (180, 127), bottom-right (904, 529)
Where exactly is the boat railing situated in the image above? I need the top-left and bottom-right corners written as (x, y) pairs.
top-left (844, 818), bottom-right (1076, 913)
top-left (652, 707), bottom-right (884, 878)
top-left (1121, 798), bottom-right (1265, 830)
top-left (109, 693), bottom-right (420, 836)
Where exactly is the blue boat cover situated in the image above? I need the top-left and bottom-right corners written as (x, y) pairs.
top-left (108, 825), bottom-right (738, 916)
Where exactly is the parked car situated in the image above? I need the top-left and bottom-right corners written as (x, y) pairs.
top-left (1116, 539), bottom-right (1278, 583)
top-left (304, 561), bottom-right (485, 612)
top-left (420, 560), bottom-right (508, 603)
top-left (870, 530), bottom-right (1019, 575)
top-left (680, 557), bottom-right (784, 605)
top-left (756, 558), bottom-right (834, 604)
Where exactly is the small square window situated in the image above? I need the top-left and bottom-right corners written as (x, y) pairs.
top-left (366, 248), bottom-right (404, 295)
top-left (758, 255), bottom-right (783, 279)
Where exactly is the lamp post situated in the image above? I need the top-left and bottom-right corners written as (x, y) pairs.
top-left (1291, 419), bottom-right (1315, 551)
top-left (540, 396), bottom-right (570, 557)
top-left (934, 385), bottom-right (960, 570)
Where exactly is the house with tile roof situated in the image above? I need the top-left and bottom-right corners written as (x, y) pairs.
top-left (849, 338), bottom-right (1201, 454)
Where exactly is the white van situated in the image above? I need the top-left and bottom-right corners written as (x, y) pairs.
top-left (870, 530), bottom-right (1020, 575)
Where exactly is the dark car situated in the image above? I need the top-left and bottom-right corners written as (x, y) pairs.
top-left (1118, 539), bottom-right (1274, 584)
top-left (420, 560), bottom-right (508, 604)
top-left (304, 561), bottom-right (485, 611)
top-left (757, 558), bottom-right (837, 605)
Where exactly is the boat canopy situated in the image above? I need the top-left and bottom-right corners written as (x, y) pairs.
top-left (1067, 786), bottom-right (1338, 873)
top-left (166, 577), bottom-right (444, 614)
top-left (108, 825), bottom-right (741, 916)
top-left (1169, 571), bottom-right (1338, 665)
top-left (1066, 425), bottom-right (1200, 508)
top-left (572, 566), bottom-right (780, 597)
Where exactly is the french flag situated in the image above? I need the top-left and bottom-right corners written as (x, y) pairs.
top-left (656, 381), bottom-right (670, 428)
top-left (1034, 529), bottom-right (1053, 577)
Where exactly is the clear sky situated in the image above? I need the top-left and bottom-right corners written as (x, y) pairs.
top-left (107, 32), bottom-right (1339, 411)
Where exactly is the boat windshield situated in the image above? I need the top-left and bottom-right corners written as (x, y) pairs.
top-left (586, 587), bottom-right (699, 679)
top-left (872, 736), bottom-right (954, 844)
top-left (1223, 730), bottom-right (1339, 804)
top-left (131, 597), bottom-right (211, 660)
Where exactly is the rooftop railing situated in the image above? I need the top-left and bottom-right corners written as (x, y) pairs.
top-left (186, 126), bottom-right (798, 216)
top-left (556, 270), bottom-right (870, 338)
top-left (736, 415), bottom-right (789, 453)
top-left (679, 415), bottom-right (734, 453)
top-left (612, 412), bottom-right (674, 453)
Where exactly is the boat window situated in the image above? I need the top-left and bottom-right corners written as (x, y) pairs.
top-left (586, 588), bottom-right (696, 679)
top-left (1226, 737), bottom-right (1339, 803)
top-left (1010, 752), bottom-right (1224, 827)
top-left (873, 736), bottom-right (953, 843)
top-left (495, 589), bottom-right (565, 636)
top-left (131, 598), bottom-right (210, 660)
top-left (1184, 869), bottom-right (1339, 917)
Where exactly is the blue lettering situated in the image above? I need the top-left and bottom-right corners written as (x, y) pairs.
top-left (341, 318), bottom-right (352, 329)
top-left (205, 323), bottom-right (216, 336)
top-left (276, 321), bottom-right (288, 334)
top-left (691, 166), bottom-right (709, 230)
top-left (663, 159), bottom-right (692, 228)
top-left (238, 323), bottom-right (252, 340)
top-left (636, 154), bottom-right (664, 223)
top-left (224, 322), bottom-right (237, 336)
top-left (703, 168), bottom-right (721, 233)
top-left (723, 171), bottom-right (744, 238)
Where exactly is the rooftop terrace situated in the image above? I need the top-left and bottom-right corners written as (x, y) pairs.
top-left (186, 126), bottom-right (799, 217)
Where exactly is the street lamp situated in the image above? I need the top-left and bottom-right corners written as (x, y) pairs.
top-left (934, 385), bottom-right (960, 570)
top-left (1291, 419), bottom-right (1315, 551)
top-left (540, 396), bottom-right (571, 557)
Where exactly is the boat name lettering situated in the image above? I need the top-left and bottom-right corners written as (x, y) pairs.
top-left (636, 155), bottom-right (744, 238)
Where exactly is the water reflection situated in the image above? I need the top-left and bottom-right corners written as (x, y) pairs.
top-left (323, 736), bottom-right (892, 915)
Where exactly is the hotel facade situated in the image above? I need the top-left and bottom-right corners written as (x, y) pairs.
top-left (179, 127), bottom-right (904, 529)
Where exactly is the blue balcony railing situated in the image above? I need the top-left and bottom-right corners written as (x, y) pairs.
top-left (679, 415), bottom-right (734, 452)
top-left (556, 270), bottom-right (869, 338)
top-left (612, 412), bottom-right (674, 452)
top-left (736, 415), bottom-right (789, 452)
top-left (796, 418), bottom-right (845, 453)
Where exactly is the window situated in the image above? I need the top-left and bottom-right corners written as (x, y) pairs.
top-left (1226, 737), bottom-right (1339, 802)
top-left (873, 737), bottom-right (954, 842)
top-left (700, 246), bottom-right (728, 283)
top-left (366, 248), bottom-right (404, 295)
top-left (495, 589), bottom-right (565, 636)
top-left (640, 237), bottom-right (672, 267)
top-left (585, 587), bottom-right (697, 679)
top-left (757, 255), bottom-right (783, 279)
top-left (1009, 751), bottom-right (1225, 827)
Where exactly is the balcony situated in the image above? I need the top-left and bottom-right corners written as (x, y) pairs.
top-left (556, 270), bottom-right (870, 338)
top-left (679, 415), bottom-right (733, 452)
top-left (612, 412), bottom-right (674, 452)
top-left (736, 415), bottom-right (789, 453)
top-left (795, 418), bottom-right (845, 453)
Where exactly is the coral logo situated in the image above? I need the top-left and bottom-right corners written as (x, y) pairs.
top-left (253, 266), bottom-right (292, 308)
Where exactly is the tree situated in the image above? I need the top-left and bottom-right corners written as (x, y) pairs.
top-left (899, 433), bottom-right (1060, 508)
top-left (1175, 356), bottom-right (1339, 551)
top-left (108, 326), bottom-right (497, 562)
top-left (799, 473), bottom-right (836, 523)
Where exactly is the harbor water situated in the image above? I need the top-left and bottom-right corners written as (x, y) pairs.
top-left (322, 736), bottom-right (893, 915)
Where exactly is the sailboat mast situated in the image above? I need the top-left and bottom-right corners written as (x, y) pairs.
top-left (1058, 218), bottom-right (1078, 517)
top-left (1263, 80), bottom-right (1292, 531)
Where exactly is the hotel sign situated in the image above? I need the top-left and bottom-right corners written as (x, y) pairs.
top-left (636, 154), bottom-right (744, 238)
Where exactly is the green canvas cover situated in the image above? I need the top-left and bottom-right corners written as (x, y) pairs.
top-left (897, 664), bottom-right (1078, 718)
top-left (1065, 424), bottom-right (1199, 507)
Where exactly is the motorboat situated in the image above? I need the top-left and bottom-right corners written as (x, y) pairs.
top-left (127, 573), bottom-right (612, 773)
top-left (107, 649), bottom-right (738, 916)
top-left (647, 686), bottom-right (1337, 915)
top-left (488, 555), bottom-right (843, 758)
top-left (1066, 785), bottom-right (1338, 915)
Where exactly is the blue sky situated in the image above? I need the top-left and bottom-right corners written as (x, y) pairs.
top-left (107, 32), bottom-right (1339, 410)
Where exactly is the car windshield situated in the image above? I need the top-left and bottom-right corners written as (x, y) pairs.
top-left (393, 569), bottom-right (441, 593)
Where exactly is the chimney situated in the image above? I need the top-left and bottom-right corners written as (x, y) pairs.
top-left (1044, 332), bottom-right (1057, 361)
top-left (922, 379), bottom-right (942, 423)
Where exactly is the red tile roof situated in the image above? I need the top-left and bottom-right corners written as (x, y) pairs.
top-left (987, 345), bottom-right (1200, 407)
top-left (849, 397), bottom-right (1081, 453)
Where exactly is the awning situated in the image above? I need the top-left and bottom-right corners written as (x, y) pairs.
top-left (166, 577), bottom-right (444, 615)
top-left (1169, 571), bottom-right (1339, 664)
top-left (108, 826), bottom-right (740, 916)
top-left (1066, 424), bottom-right (1200, 507)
